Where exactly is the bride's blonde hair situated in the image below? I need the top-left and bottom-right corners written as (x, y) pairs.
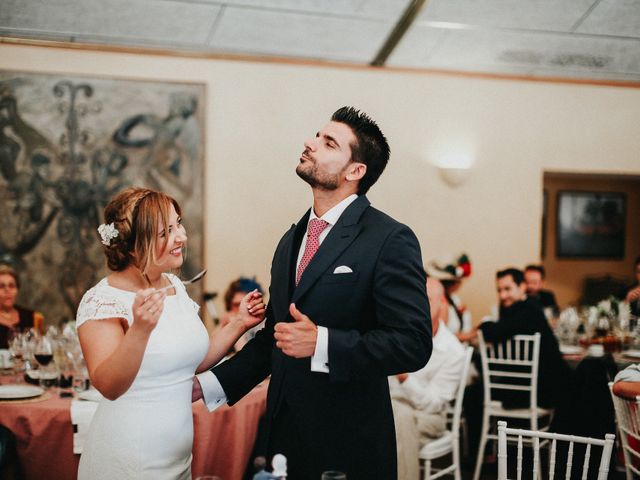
top-left (101, 187), bottom-right (182, 275)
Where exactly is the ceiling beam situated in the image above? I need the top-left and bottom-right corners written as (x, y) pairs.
top-left (371, 0), bottom-right (429, 67)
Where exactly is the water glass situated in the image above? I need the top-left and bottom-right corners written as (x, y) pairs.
top-left (321, 471), bottom-right (346, 480)
top-left (72, 362), bottom-right (91, 393)
top-left (8, 330), bottom-right (26, 382)
top-left (38, 366), bottom-right (60, 391)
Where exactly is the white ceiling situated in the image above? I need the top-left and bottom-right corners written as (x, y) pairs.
top-left (1, 0), bottom-right (639, 83)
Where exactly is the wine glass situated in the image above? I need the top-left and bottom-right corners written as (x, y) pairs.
top-left (8, 329), bottom-right (26, 383)
top-left (34, 335), bottom-right (58, 390)
top-left (34, 335), bottom-right (53, 366)
top-left (55, 339), bottom-right (76, 395)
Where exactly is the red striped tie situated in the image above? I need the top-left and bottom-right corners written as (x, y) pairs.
top-left (296, 218), bottom-right (329, 285)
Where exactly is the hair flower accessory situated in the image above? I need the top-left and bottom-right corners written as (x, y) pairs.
top-left (98, 222), bottom-right (119, 246)
top-left (426, 253), bottom-right (472, 281)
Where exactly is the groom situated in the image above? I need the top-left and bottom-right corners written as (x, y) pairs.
top-left (195, 106), bottom-right (432, 479)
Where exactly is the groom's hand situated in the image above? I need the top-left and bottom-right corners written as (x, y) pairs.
top-left (274, 303), bottom-right (318, 358)
top-left (191, 377), bottom-right (203, 403)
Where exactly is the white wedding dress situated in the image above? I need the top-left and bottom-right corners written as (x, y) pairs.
top-left (75, 274), bottom-right (209, 480)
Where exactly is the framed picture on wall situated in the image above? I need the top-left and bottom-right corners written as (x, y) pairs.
top-left (0, 70), bottom-right (205, 322)
top-left (556, 190), bottom-right (626, 258)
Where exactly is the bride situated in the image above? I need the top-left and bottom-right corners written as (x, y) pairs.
top-left (76, 187), bottom-right (265, 479)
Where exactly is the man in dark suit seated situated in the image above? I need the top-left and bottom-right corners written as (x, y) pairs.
top-left (483, 268), bottom-right (569, 408)
top-left (524, 264), bottom-right (559, 315)
top-left (460, 268), bottom-right (570, 409)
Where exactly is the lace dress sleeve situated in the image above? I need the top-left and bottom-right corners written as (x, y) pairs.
top-left (76, 286), bottom-right (132, 328)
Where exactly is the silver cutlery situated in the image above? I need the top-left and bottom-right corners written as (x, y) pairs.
top-left (156, 269), bottom-right (207, 292)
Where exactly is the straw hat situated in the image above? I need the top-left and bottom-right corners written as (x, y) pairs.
top-left (425, 253), bottom-right (472, 280)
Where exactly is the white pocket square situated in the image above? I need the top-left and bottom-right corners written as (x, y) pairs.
top-left (333, 265), bottom-right (353, 274)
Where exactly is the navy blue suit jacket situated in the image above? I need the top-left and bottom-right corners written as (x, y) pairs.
top-left (212, 195), bottom-right (432, 479)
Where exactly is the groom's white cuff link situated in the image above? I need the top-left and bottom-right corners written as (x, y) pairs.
top-left (196, 371), bottom-right (228, 412)
top-left (311, 326), bottom-right (330, 373)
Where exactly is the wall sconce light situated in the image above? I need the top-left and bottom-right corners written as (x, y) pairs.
top-left (438, 166), bottom-right (471, 187)
top-left (434, 152), bottom-right (473, 188)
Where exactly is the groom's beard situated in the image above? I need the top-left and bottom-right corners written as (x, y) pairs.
top-left (296, 156), bottom-right (343, 191)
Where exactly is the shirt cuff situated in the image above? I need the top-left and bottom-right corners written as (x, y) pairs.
top-left (311, 326), bottom-right (329, 373)
top-left (196, 370), bottom-right (228, 412)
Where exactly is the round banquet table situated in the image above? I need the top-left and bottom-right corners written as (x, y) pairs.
top-left (0, 379), bottom-right (267, 480)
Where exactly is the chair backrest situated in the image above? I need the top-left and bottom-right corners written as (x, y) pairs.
top-left (450, 346), bottom-right (474, 438)
top-left (497, 421), bottom-right (615, 480)
top-left (609, 382), bottom-right (640, 478)
top-left (477, 331), bottom-right (541, 409)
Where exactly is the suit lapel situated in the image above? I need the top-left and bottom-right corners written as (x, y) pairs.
top-left (271, 210), bottom-right (309, 316)
top-left (291, 196), bottom-right (370, 303)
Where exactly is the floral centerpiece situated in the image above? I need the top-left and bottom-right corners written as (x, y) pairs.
top-left (590, 296), bottom-right (631, 332)
top-left (595, 296), bottom-right (621, 322)
top-left (590, 296), bottom-right (616, 336)
top-left (581, 296), bottom-right (632, 352)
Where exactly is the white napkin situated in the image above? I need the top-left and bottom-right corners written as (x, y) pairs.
top-left (70, 393), bottom-right (101, 454)
top-left (0, 349), bottom-right (12, 368)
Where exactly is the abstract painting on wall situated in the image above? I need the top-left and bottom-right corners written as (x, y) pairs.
top-left (0, 71), bottom-right (205, 324)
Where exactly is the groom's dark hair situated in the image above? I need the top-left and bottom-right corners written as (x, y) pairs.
top-left (331, 106), bottom-right (389, 195)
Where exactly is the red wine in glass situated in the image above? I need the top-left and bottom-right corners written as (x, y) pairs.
top-left (35, 353), bottom-right (53, 366)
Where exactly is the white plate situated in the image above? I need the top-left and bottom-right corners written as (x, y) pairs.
top-left (25, 370), bottom-right (58, 380)
top-left (623, 350), bottom-right (640, 359)
top-left (560, 345), bottom-right (584, 355)
top-left (0, 384), bottom-right (45, 399)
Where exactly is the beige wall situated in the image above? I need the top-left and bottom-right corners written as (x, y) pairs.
top-left (543, 173), bottom-right (640, 308)
top-left (2, 43), bottom-right (640, 323)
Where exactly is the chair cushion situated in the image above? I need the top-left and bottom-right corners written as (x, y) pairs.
top-left (488, 400), bottom-right (553, 418)
top-left (419, 431), bottom-right (454, 460)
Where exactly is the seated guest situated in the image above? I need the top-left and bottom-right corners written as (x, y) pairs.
top-left (0, 264), bottom-right (44, 348)
top-left (426, 253), bottom-right (473, 338)
top-left (0, 264), bottom-right (44, 477)
top-left (524, 264), bottom-right (559, 315)
top-left (390, 277), bottom-right (467, 479)
top-left (613, 363), bottom-right (640, 398)
top-left (459, 268), bottom-right (570, 409)
top-left (221, 277), bottom-right (265, 352)
top-left (610, 364), bottom-right (640, 472)
top-left (625, 256), bottom-right (640, 318)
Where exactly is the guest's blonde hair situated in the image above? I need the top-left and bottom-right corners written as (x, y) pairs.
top-left (101, 187), bottom-right (182, 275)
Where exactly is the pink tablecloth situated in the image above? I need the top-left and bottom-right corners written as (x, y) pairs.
top-left (0, 383), bottom-right (267, 480)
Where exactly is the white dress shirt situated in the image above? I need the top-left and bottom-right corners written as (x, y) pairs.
top-left (197, 194), bottom-right (359, 411)
top-left (389, 321), bottom-right (466, 413)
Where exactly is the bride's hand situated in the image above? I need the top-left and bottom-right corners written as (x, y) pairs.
top-left (131, 288), bottom-right (166, 334)
top-left (236, 290), bottom-right (266, 330)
